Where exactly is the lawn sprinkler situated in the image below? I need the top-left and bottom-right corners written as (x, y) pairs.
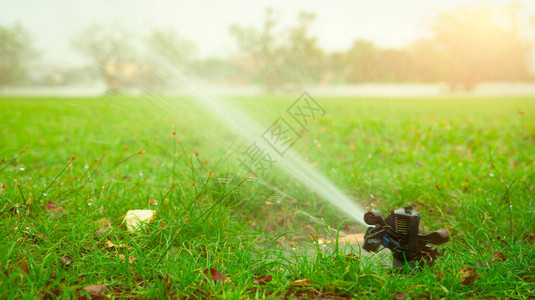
top-left (362, 206), bottom-right (449, 269)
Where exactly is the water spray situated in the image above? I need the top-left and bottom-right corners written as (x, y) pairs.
top-left (362, 206), bottom-right (449, 269)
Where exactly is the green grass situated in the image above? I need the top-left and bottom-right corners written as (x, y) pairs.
top-left (0, 95), bottom-right (534, 299)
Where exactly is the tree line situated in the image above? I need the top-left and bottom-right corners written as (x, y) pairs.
top-left (0, 4), bottom-right (533, 93)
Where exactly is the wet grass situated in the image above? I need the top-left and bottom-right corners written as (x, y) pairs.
top-left (0, 95), bottom-right (534, 299)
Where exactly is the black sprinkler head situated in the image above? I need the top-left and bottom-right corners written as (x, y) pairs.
top-left (362, 206), bottom-right (449, 269)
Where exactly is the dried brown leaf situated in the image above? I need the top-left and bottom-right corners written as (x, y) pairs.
top-left (116, 253), bottom-right (136, 263)
top-left (459, 267), bottom-right (479, 285)
top-left (394, 292), bottom-right (408, 300)
top-left (105, 240), bottom-right (128, 249)
top-left (290, 278), bottom-right (310, 285)
top-left (46, 200), bottom-right (65, 213)
top-left (204, 268), bottom-right (226, 283)
top-left (83, 284), bottom-right (107, 296)
top-left (20, 259), bottom-right (29, 275)
top-left (459, 267), bottom-right (476, 277)
top-left (254, 275), bottom-right (273, 285)
top-left (492, 252), bottom-right (506, 262)
top-left (461, 274), bottom-right (480, 285)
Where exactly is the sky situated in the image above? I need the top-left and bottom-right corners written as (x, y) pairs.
top-left (1, 0), bottom-right (534, 66)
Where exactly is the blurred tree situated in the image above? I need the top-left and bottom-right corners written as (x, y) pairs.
top-left (280, 12), bottom-right (325, 86)
top-left (346, 42), bottom-right (417, 83)
top-left (408, 39), bottom-right (444, 82)
top-left (429, 5), bottom-right (532, 90)
top-left (346, 40), bottom-right (381, 82)
top-left (0, 24), bottom-right (35, 86)
top-left (190, 58), bottom-right (240, 83)
top-left (324, 51), bottom-right (350, 84)
top-left (230, 8), bottom-right (282, 92)
top-left (71, 25), bottom-right (137, 93)
top-left (143, 28), bottom-right (196, 91)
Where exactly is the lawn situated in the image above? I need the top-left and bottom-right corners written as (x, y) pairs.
top-left (0, 95), bottom-right (534, 299)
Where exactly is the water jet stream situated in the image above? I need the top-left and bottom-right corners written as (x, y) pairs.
top-left (159, 69), bottom-right (368, 226)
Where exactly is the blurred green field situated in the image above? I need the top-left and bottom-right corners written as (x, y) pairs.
top-left (1, 95), bottom-right (534, 299)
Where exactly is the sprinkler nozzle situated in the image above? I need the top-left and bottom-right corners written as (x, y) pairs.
top-left (362, 206), bottom-right (449, 269)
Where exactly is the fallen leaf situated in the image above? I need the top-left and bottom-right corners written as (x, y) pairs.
top-left (459, 267), bottom-right (479, 285)
top-left (336, 233), bottom-right (365, 245)
top-left (492, 252), bottom-right (506, 262)
top-left (116, 253), bottom-right (136, 263)
top-left (105, 240), bottom-right (115, 248)
top-left (254, 275), bottom-right (272, 285)
top-left (105, 240), bottom-right (128, 249)
top-left (459, 267), bottom-right (475, 277)
top-left (83, 284), bottom-right (107, 296)
top-left (123, 210), bottom-right (156, 232)
top-left (46, 200), bottom-right (65, 213)
top-left (20, 259), bottom-right (29, 275)
top-left (290, 279), bottom-right (310, 285)
top-left (394, 292), bottom-right (408, 299)
top-left (204, 268), bottom-right (226, 283)
top-left (461, 274), bottom-right (479, 285)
